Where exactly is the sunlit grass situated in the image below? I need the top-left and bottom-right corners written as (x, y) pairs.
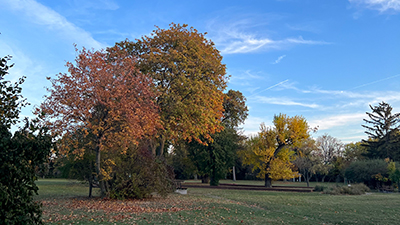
top-left (36, 179), bottom-right (400, 224)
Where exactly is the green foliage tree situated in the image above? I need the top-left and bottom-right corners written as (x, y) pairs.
top-left (0, 55), bottom-right (28, 128)
top-left (362, 102), bottom-right (400, 161)
top-left (241, 114), bottom-right (310, 187)
top-left (57, 128), bottom-right (96, 197)
top-left (388, 161), bottom-right (400, 192)
top-left (344, 159), bottom-right (389, 188)
top-left (186, 90), bottom-right (248, 186)
top-left (344, 142), bottom-right (367, 162)
top-left (114, 23), bottom-right (228, 155)
top-left (1, 56), bottom-right (52, 224)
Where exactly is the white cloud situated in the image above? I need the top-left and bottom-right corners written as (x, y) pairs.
top-left (349, 0), bottom-right (400, 12)
top-left (219, 33), bottom-right (329, 54)
top-left (309, 113), bottom-right (366, 131)
top-left (242, 116), bottom-right (272, 137)
top-left (1, 0), bottom-right (105, 49)
top-left (207, 17), bottom-right (330, 54)
top-left (254, 96), bottom-right (320, 108)
top-left (272, 55), bottom-right (286, 64)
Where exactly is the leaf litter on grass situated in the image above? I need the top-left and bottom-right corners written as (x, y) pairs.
top-left (41, 194), bottom-right (210, 223)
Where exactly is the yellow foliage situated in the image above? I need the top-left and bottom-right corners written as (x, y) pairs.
top-left (240, 114), bottom-right (310, 181)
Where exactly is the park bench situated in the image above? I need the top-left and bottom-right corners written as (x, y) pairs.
top-left (380, 185), bottom-right (394, 193)
top-left (173, 180), bottom-right (184, 189)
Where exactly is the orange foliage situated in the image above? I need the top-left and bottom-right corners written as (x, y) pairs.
top-left (115, 23), bottom-right (227, 149)
top-left (38, 46), bottom-right (160, 151)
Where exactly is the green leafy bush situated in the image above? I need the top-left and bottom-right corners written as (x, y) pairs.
top-left (314, 185), bottom-right (326, 192)
top-left (0, 122), bottom-right (52, 224)
top-left (324, 183), bottom-right (370, 195)
top-left (108, 145), bottom-right (174, 200)
top-left (345, 159), bottom-right (389, 187)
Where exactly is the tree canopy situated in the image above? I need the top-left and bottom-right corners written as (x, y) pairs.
top-left (186, 90), bottom-right (248, 186)
top-left (114, 23), bottom-right (228, 154)
top-left (1, 55), bottom-right (52, 224)
top-left (362, 101), bottom-right (400, 161)
top-left (38, 47), bottom-right (160, 196)
top-left (241, 114), bottom-right (310, 187)
top-left (0, 55), bottom-right (28, 128)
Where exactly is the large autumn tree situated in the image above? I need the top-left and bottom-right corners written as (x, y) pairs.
top-left (241, 114), bottom-right (310, 187)
top-left (114, 23), bottom-right (228, 155)
top-left (38, 47), bottom-right (160, 196)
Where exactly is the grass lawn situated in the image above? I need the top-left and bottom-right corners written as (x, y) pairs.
top-left (36, 179), bottom-right (400, 224)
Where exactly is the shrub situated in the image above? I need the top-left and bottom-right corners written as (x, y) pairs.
top-left (108, 145), bottom-right (174, 200)
top-left (0, 122), bottom-right (52, 224)
top-left (314, 185), bottom-right (326, 192)
top-left (324, 183), bottom-right (370, 195)
top-left (345, 159), bottom-right (389, 187)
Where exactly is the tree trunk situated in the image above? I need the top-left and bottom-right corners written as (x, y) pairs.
top-left (233, 166), bottom-right (236, 181)
top-left (265, 173), bottom-right (272, 188)
top-left (322, 175), bottom-right (326, 183)
top-left (306, 173), bottom-right (310, 188)
top-left (158, 135), bottom-right (166, 156)
top-left (95, 146), bottom-right (106, 197)
top-left (202, 175), bottom-right (209, 183)
top-left (88, 175), bottom-right (93, 198)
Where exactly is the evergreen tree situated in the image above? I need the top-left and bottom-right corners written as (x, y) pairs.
top-left (362, 102), bottom-right (400, 161)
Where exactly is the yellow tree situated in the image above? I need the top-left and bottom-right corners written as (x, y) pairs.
top-left (37, 46), bottom-right (160, 196)
top-left (241, 114), bottom-right (310, 187)
top-left (114, 23), bottom-right (227, 155)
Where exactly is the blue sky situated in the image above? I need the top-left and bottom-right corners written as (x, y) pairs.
top-left (1, 0), bottom-right (399, 143)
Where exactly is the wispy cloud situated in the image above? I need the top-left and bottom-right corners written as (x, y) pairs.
top-left (2, 0), bottom-right (105, 49)
top-left (309, 113), bottom-right (366, 130)
top-left (349, 74), bottom-right (400, 90)
top-left (248, 79), bottom-right (289, 97)
top-left (207, 16), bottom-right (330, 54)
top-left (254, 96), bottom-right (320, 108)
top-left (272, 55), bottom-right (286, 64)
top-left (349, 0), bottom-right (400, 12)
top-left (219, 34), bottom-right (329, 54)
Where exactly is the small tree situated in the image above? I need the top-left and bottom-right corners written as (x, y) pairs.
top-left (314, 134), bottom-right (343, 182)
top-left (293, 138), bottom-right (319, 187)
top-left (241, 114), bottom-right (311, 187)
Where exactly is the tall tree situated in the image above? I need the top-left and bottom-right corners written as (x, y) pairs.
top-left (114, 23), bottom-right (228, 155)
top-left (241, 114), bottom-right (310, 187)
top-left (186, 90), bottom-right (248, 186)
top-left (38, 47), bottom-right (160, 196)
top-left (362, 102), bottom-right (400, 161)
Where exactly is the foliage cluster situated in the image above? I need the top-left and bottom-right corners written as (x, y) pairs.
top-left (323, 183), bottom-right (370, 195)
top-left (240, 114), bottom-right (310, 187)
top-left (1, 55), bottom-right (52, 224)
top-left (38, 24), bottom-right (234, 197)
top-left (109, 145), bottom-right (174, 200)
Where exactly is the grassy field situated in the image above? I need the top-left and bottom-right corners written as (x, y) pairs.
top-left (36, 179), bottom-right (400, 224)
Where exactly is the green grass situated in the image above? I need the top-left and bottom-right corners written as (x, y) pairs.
top-left (36, 179), bottom-right (400, 224)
